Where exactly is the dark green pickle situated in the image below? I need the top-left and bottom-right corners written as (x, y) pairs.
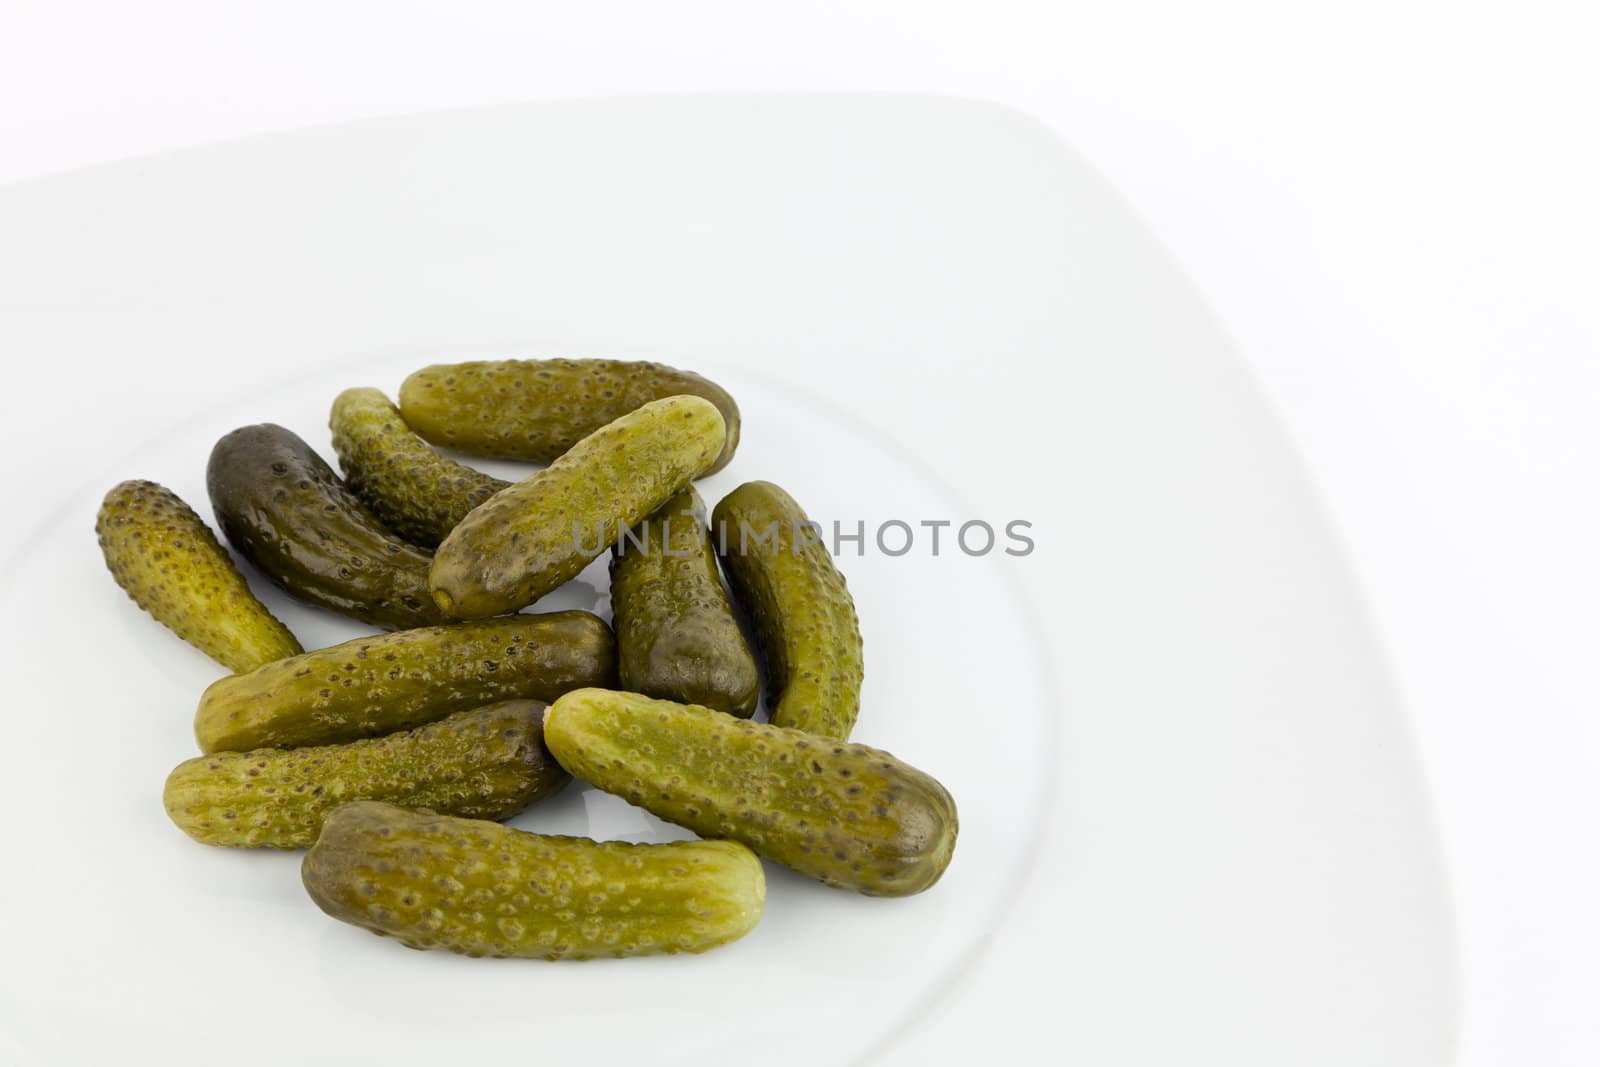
top-left (610, 488), bottom-right (759, 716)
top-left (329, 387), bottom-right (508, 548)
top-left (207, 423), bottom-right (447, 630)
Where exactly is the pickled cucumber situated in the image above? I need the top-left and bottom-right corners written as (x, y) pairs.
top-left (303, 801), bottom-right (765, 959)
top-left (545, 689), bottom-right (957, 897)
top-left (166, 701), bottom-right (566, 848)
top-left (195, 612), bottom-right (615, 753)
top-left (329, 387), bottom-right (508, 548)
top-left (96, 480), bottom-right (301, 672)
top-left (431, 396), bottom-right (726, 619)
top-left (207, 424), bottom-right (447, 629)
top-left (399, 358), bottom-right (741, 474)
top-left (712, 481), bottom-right (863, 739)
top-left (611, 488), bottom-right (759, 717)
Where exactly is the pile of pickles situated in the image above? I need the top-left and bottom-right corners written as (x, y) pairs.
top-left (97, 358), bottom-right (957, 960)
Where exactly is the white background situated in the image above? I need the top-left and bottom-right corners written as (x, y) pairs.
top-left (2, 3), bottom-right (1595, 1064)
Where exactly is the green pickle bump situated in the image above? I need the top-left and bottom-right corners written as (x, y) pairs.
top-left (302, 801), bottom-right (766, 959)
top-left (329, 387), bottom-right (508, 548)
top-left (165, 701), bottom-right (566, 849)
top-left (430, 395), bottom-right (726, 618)
top-left (207, 423), bottom-right (447, 630)
top-left (610, 488), bottom-right (760, 717)
top-left (96, 479), bottom-right (301, 672)
top-left (712, 480), bottom-right (864, 739)
top-left (398, 357), bottom-right (742, 474)
top-left (195, 612), bottom-right (616, 753)
top-left (545, 690), bottom-right (958, 897)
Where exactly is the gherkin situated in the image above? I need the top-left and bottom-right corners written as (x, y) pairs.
top-left (712, 480), bottom-right (863, 739)
top-left (545, 689), bottom-right (957, 897)
top-left (195, 612), bottom-right (615, 753)
top-left (302, 801), bottom-right (766, 959)
top-left (329, 387), bottom-right (508, 548)
top-left (207, 423), bottom-right (447, 630)
top-left (430, 395), bottom-right (727, 619)
top-left (399, 357), bottom-right (742, 474)
top-left (97, 479), bottom-right (301, 672)
top-left (610, 488), bottom-right (759, 716)
top-left (166, 701), bottom-right (566, 848)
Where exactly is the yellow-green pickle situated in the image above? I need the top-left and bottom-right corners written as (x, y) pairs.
top-left (712, 480), bottom-right (864, 739)
top-left (329, 387), bottom-right (508, 548)
top-left (96, 479), bottom-right (302, 672)
top-left (302, 801), bottom-right (766, 959)
top-left (195, 612), bottom-right (616, 753)
top-left (610, 488), bottom-right (760, 716)
top-left (430, 395), bottom-right (727, 618)
top-left (398, 357), bottom-right (742, 474)
top-left (165, 701), bottom-right (566, 849)
top-left (207, 423), bottom-right (448, 629)
top-left (545, 689), bottom-right (957, 897)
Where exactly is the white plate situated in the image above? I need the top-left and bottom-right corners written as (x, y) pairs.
top-left (0, 96), bottom-right (1456, 1065)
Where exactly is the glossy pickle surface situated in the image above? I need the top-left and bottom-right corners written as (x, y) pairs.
top-left (712, 480), bottom-right (864, 739)
top-left (302, 801), bottom-right (766, 959)
top-left (399, 357), bottom-right (741, 474)
top-left (167, 701), bottom-right (567, 848)
top-left (610, 488), bottom-right (760, 716)
top-left (545, 689), bottom-right (957, 897)
top-left (97, 479), bottom-right (301, 672)
top-left (430, 395), bottom-right (726, 618)
top-left (195, 612), bottom-right (616, 753)
top-left (329, 387), bottom-right (508, 548)
top-left (206, 423), bottom-right (446, 629)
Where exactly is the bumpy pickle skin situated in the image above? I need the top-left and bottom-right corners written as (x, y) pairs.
top-left (328, 387), bottom-right (508, 548)
top-left (430, 396), bottom-right (726, 619)
top-left (206, 424), bottom-right (447, 629)
top-left (711, 480), bottom-right (864, 739)
top-left (96, 480), bottom-right (302, 672)
top-left (399, 358), bottom-right (742, 475)
top-left (166, 701), bottom-right (566, 849)
top-left (302, 801), bottom-right (766, 959)
top-left (195, 612), bottom-right (616, 753)
top-left (545, 690), bottom-right (957, 897)
top-left (610, 488), bottom-right (760, 717)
